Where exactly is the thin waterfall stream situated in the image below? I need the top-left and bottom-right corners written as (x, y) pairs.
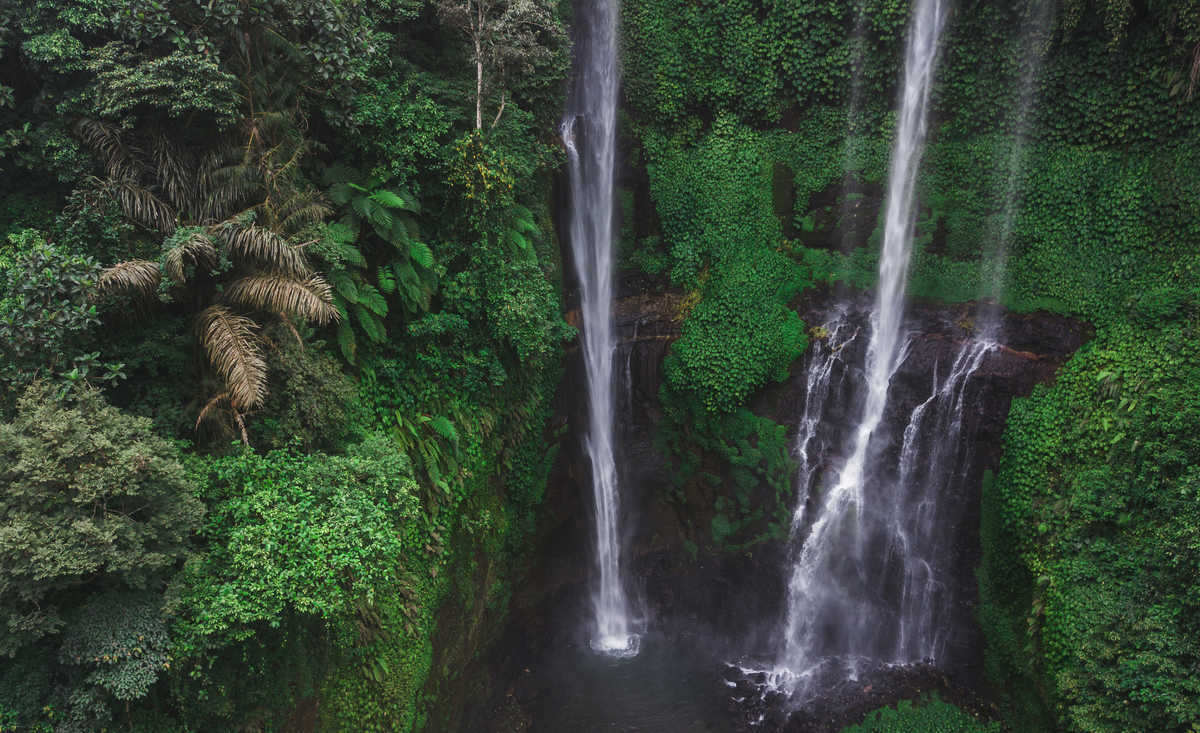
top-left (979, 1), bottom-right (1053, 338)
top-left (562, 0), bottom-right (638, 656)
top-left (772, 0), bottom-right (949, 695)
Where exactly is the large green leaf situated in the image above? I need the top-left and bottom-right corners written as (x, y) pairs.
top-left (354, 303), bottom-right (386, 343)
top-left (376, 265), bottom-right (396, 295)
top-left (409, 241), bottom-right (434, 270)
top-left (330, 271), bottom-right (359, 303)
top-left (359, 284), bottom-right (388, 317)
top-left (335, 241), bottom-right (367, 268)
top-left (337, 320), bottom-right (357, 364)
top-left (328, 182), bottom-right (356, 207)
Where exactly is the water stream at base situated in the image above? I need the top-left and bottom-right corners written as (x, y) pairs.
top-left (562, 0), bottom-right (637, 656)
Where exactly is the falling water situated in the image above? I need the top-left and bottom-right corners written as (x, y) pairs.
top-left (978, 2), bottom-right (1053, 338)
top-left (773, 0), bottom-right (948, 692)
top-left (788, 313), bottom-right (859, 539)
top-left (889, 338), bottom-right (995, 661)
top-left (561, 0), bottom-right (637, 656)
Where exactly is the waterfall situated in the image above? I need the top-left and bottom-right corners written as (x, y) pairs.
top-left (978, 1), bottom-right (1052, 338)
top-left (889, 338), bottom-right (995, 661)
top-left (788, 313), bottom-right (859, 541)
top-left (562, 0), bottom-right (637, 656)
top-left (772, 0), bottom-right (948, 693)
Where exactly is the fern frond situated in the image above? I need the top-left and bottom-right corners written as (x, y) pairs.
top-left (98, 260), bottom-right (161, 295)
top-left (197, 305), bottom-right (267, 410)
top-left (429, 415), bottom-right (459, 445)
top-left (163, 231), bottom-right (218, 284)
top-left (370, 189), bottom-right (419, 213)
top-left (224, 274), bottom-right (339, 324)
top-left (218, 222), bottom-right (310, 277)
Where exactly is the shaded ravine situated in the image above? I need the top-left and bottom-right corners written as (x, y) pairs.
top-left (467, 281), bottom-right (1088, 731)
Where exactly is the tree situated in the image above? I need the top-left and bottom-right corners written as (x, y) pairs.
top-left (82, 115), bottom-right (339, 441)
top-left (0, 232), bottom-right (123, 410)
top-left (435, 0), bottom-right (565, 130)
top-left (0, 384), bottom-right (203, 657)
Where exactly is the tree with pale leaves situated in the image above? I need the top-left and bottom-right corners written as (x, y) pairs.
top-left (435, 0), bottom-right (566, 131)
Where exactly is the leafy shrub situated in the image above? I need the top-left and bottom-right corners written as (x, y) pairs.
top-left (840, 695), bottom-right (1000, 733)
top-left (0, 231), bottom-right (121, 407)
top-left (0, 384), bottom-right (202, 657)
top-left (980, 316), bottom-right (1200, 732)
top-left (167, 434), bottom-right (421, 654)
top-left (59, 592), bottom-right (171, 702)
top-left (252, 325), bottom-right (367, 452)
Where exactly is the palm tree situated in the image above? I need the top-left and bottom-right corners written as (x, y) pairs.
top-left (83, 114), bottom-right (338, 442)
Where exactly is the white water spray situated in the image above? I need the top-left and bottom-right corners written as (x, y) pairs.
top-left (978, 2), bottom-right (1053, 339)
top-left (773, 0), bottom-right (948, 691)
top-left (562, 0), bottom-right (637, 656)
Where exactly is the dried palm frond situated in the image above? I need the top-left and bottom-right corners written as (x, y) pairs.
top-left (152, 132), bottom-right (197, 214)
top-left (196, 390), bottom-right (250, 445)
top-left (218, 222), bottom-right (310, 277)
top-left (197, 305), bottom-right (268, 410)
top-left (163, 231), bottom-right (218, 284)
top-left (98, 260), bottom-right (161, 296)
top-left (272, 188), bottom-right (331, 236)
top-left (223, 273), bottom-right (339, 325)
top-left (114, 181), bottom-right (176, 233)
top-left (205, 160), bottom-right (261, 222)
top-left (74, 118), bottom-right (141, 182)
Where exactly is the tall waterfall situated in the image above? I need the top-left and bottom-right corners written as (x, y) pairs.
top-left (561, 0), bottom-right (637, 656)
top-left (774, 0), bottom-right (948, 692)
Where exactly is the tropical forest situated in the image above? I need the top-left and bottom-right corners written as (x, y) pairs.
top-left (1, 0), bottom-right (1198, 731)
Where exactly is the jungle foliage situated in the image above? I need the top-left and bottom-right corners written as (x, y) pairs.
top-left (1, 0), bottom-right (568, 730)
top-left (3, 0), bottom-right (1200, 731)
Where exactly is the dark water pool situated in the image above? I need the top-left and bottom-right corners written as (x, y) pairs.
top-left (525, 632), bottom-right (736, 732)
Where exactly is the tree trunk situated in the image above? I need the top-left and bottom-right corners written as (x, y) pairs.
top-left (476, 52), bottom-right (483, 130)
top-left (474, 2), bottom-right (484, 131)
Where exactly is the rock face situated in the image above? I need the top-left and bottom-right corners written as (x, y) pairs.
top-left (470, 283), bottom-right (1088, 732)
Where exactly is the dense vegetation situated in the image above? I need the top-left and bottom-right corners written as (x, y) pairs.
top-left (838, 695), bottom-right (1000, 733)
top-left (3, 0), bottom-right (1199, 731)
top-left (1, 0), bottom-right (568, 729)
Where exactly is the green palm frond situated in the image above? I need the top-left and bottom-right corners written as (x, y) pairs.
top-left (273, 188), bottom-right (332, 235)
top-left (98, 260), bottom-right (161, 296)
top-left (223, 273), bottom-right (339, 324)
top-left (205, 161), bottom-right (262, 222)
top-left (197, 305), bottom-right (267, 410)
